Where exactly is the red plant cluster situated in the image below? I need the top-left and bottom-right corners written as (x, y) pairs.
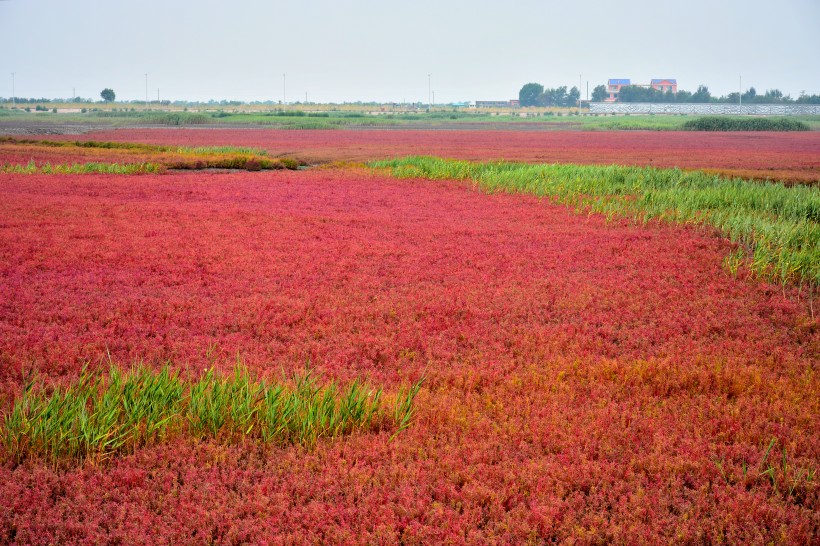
top-left (0, 139), bottom-right (295, 171)
top-left (61, 128), bottom-right (820, 184)
top-left (0, 162), bottom-right (818, 543)
top-left (0, 141), bottom-right (160, 166)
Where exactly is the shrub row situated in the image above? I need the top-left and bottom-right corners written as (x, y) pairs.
top-left (683, 116), bottom-right (810, 131)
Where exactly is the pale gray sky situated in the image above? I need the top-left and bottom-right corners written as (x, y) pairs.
top-left (2, 0), bottom-right (819, 103)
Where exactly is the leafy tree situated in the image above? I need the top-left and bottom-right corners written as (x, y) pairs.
top-left (591, 85), bottom-right (607, 102)
top-left (676, 90), bottom-right (692, 102)
top-left (691, 85), bottom-right (711, 102)
top-left (567, 86), bottom-right (581, 107)
top-left (100, 88), bottom-right (116, 102)
top-left (542, 86), bottom-right (568, 107)
top-left (741, 87), bottom-right (756, 103)
top-left (519, 83), bottom-right (544, 107)
top-left (796, 93), bottom-right (820, 104)
top-left (617, 85), bottom-right (654, 102)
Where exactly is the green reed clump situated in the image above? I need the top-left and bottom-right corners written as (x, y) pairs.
top-left (2, 161), bottom-right (162, 174)
top-left (1, 365), bottom-right (422, 465)
top-left (683, 116), bottom-right (810, 131)
top-left (178, 146), bottom-right (269, 156)
top-left (371, 157), bottom-right (820, 288)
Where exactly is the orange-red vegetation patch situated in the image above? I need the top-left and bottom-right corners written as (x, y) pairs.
top-left (60, 128), bottom-right (820, 184)
top-left (0, 138), bottom-right (298, 171)
top-left (0, 167), bottom-right (817, 543)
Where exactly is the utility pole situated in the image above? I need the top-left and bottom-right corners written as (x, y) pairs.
top-left (11, 73), bottom-right (14, 108)
top-left (427, 73), bottom-right (431, 110)
top-left (579, 74), bottom-right (582, 113)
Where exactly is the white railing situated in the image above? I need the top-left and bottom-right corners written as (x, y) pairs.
top-left (588, 103), bottom-right (820, 115)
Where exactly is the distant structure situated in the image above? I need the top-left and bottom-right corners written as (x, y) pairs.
top-left (606, 79), bottom-right (631, 102)
top-left (475, 99), bottom-right (520, 108)
top-left (606, 78), bottom-right (678, 102)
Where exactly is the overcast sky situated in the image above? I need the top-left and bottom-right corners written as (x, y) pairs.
top-left (1, 0), bottom-right (819, 103)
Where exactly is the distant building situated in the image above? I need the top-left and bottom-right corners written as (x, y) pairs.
top-left (606, 78), bottom-right (678, 101)
top-left (475, 100), bottom-right (520, 108)
top-left (650, 79), bottom-right (677, 94)
top-left (606, 79), bottom-right (631, 102)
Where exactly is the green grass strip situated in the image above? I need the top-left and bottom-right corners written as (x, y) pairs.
top-left (1, 161), bottom-right (163, 174)
top-left (2, 365), bottom-right (423, 465)
top-left (682, 116), bottom-right (810, 131)
top-left (370, 157), bottom-right (820, 287)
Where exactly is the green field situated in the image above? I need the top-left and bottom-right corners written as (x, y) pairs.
top-left (2, 105), bottom-right (819, 131)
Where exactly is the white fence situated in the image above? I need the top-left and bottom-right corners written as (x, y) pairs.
top-left (588, 103), bottom-right (820, 115)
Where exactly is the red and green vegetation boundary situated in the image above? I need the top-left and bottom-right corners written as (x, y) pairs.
top-left (0, 138), bottom-right (817, 543)
top-left (53, 128), bottom-right (820, 185)
top-left (0, 137), bottom-right (302, 172)
top-left (3, 365), bottom-right (422, 466)
top-left (372, 157), bottom-right (820, 290)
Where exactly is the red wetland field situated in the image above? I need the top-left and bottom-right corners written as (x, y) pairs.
top-left (62, 128), bottom-right (820, 184)
top-left (0, 128), bottom-right (818, 544)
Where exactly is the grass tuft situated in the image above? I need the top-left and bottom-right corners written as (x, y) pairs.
top-left (2, 364), bottom-right (423, 465)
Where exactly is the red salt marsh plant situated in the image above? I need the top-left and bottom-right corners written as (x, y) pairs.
top-left (373, 157), bottom-right (820, 288)
top-left (0, 137), bottom-right (301, 172)
top-left (0, 166), bottom-right (817, 543)
top-left (57, 127), bottom-right (820, 184)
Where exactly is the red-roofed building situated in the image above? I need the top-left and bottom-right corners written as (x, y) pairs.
top-left (606, 78), bottom-right (678, 102)
top-left (650, 79), bottom-right (678, 93)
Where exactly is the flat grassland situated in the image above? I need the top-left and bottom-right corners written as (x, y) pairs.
top-left (0, 129), bottom-right (818, 544)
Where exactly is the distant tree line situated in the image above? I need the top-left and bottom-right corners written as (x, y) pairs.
top-left (591, 84), bottom-right (820, 104)
top-left (519, 83), bottom-right (581, 107)
top-left (522, 82), bottom-right (820, 105)
top-left (0, 97), bottom-right (96, 104)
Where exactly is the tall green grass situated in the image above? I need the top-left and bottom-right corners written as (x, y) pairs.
top-left (683, 116), bottom-right (810, 131)
top-left (1, 160), bottom-right (162, 174)
top-left (2, 365), bottom-right (423, 465)
top-left (371, 157), bottom-right (820, 288)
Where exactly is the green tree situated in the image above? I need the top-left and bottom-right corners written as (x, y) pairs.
top-left (591, 85), bottom-right (608, 102)
top-left (541, 86), bottom-right (568, 107)
top-left (691, 85), bottom-right (711, 103)
top-left (567, 86), bottom-right (581, 107)
top-left (519, 83), bottom-right (544, 107)
top-left (676, 90), bottom-right (692, 102)
top-left (100, 88), bottom-right (116, 102)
